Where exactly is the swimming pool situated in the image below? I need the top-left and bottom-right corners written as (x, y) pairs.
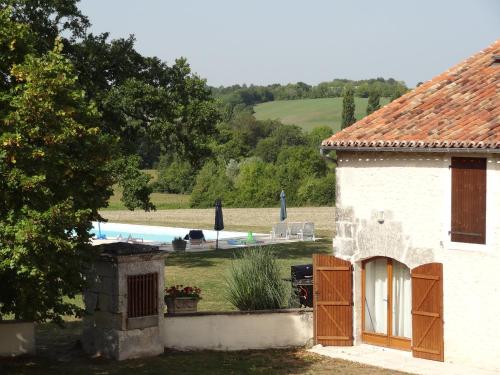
top-left (91, 222), bottom-right (248, 243)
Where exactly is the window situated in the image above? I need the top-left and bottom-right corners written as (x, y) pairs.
top-left (450, 157), bottom-right (486, 244)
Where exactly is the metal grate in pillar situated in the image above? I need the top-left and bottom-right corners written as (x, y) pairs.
top-left (127, 273), bottom-right (158, 318)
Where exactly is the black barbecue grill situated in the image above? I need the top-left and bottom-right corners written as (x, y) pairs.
top-left (290, 264), bottom-right (313, 307)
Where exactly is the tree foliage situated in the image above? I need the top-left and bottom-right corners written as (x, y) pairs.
top-left (154, 155), bottom-right (196, 194)
top-left (190, 119), bottom-right (335, 209)
top-left (212, 78), bottom-right (408, 109)
top-left (341, 86), bottom-right (356, 129)
top-left (0, 3), bottom-right (220, 322)
top-left (0, 40), bottom-right (114, 322)
top-left (366, 90), bottom-right (381, 115)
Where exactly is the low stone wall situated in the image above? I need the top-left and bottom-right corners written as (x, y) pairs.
top-left (163, 309), bottom-right (313, 351)
top-left (0, 321), bottom-right (35, 357)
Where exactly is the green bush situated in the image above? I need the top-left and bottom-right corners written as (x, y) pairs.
top-left (254, 124), bottom-right (307, 163)
top-left (230, 158), bottom-right (280, 207)
top-left (297, 173), bottom-right (336, 206)
top-left (189, 160), bottom-right (234, 208)
top-left (275, 146), bottom-right (328, 205)
top-left (154, 157), bottom-right (196, 194)
top-left (226, 247), bottom-right (289, 311)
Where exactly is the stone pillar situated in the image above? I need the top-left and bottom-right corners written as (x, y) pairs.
top-left (82, 243), bottom-right (167, 360)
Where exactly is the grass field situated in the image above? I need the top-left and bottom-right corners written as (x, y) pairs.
top-left (101, 206), bottom-right (335, 238)
top-left (254, 97), bottom-right (389, 132)
top-left (102, 170), bottom-right (191, 210)
top-left (103, 188), bottom-right (190, 210)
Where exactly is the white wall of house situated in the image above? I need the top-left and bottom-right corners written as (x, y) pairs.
top-left (333, 151), bottom-right (500, 369)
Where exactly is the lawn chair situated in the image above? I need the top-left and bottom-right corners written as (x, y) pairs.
top-left (184, 230), bottom-right (206, 248)
top-left (126, 234), bottom-right (144, 243)
top-left (287, 222), bottom-right (304, 239)
top-left (270, 222), bottom-right (288, 240)
top-left (298, 222), bottom-right (315, 241)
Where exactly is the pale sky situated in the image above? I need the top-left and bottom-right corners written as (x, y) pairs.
top-left (78, 0), bottom-right (500, 88)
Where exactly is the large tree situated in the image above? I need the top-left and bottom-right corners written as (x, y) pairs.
top-left (341, 86), bottom-right (356, 129)
top-left (0, 3), bottom-right (220, 322)
top-left (0, 39), bottom-right (115, 322)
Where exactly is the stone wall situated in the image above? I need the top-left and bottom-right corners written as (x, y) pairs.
top-left (82, 244), bottom-right (167, 360)
top-left (333, 151), bottom-right (500, 367)
top-left (163, 309), bottom-right (313, 351)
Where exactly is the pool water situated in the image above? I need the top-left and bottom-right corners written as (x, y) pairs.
top-left (91, 222), bottom-right (247, 243)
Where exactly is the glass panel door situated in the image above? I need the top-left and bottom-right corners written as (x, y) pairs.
top-left (362, 257), bottom-right (412, 350)
top-left (392, 260), bottom-right (412, 338)
top-left (364, 258), bottom-right (388, 334)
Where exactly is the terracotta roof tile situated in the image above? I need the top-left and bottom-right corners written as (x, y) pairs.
top-left (322, 40), bottom-right (500, 150)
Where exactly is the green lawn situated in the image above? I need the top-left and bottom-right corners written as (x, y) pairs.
top-left (254, 97), bottom-right (389, 132)
top-left (165, 240), bottom-right (332, 311)
top-left (0, 321), bottom-right (410, 375)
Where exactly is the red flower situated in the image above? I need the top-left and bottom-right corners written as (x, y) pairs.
top-left (165, 284), bottom-right (202, 299)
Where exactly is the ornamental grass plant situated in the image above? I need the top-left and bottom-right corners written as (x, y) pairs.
top-left (225, 247), bottom-right (290, 310)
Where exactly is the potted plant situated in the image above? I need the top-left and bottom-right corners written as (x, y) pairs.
top-left (165, 285), bottom-right (202, 314)
top-left (171, 236), bottom-right (187, 251)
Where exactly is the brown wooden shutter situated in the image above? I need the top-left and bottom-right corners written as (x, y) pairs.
top-left (451, 157), bottom-right (486, 244)
top-left (411, 263), bottom-right (444, 362)
top-left (313, 254), bottom-right (353, 346)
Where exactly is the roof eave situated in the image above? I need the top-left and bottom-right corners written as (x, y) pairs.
top-left (320, 146), bottom-right (500, 154)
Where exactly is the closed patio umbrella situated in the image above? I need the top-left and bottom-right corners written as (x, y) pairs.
top-left (214, 198), bottom-right (224, 249)
top-left (280, 190), bottom-right (287, 222)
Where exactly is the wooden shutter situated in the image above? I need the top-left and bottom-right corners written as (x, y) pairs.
top-left (313, 254), bottom-right (353, 346)
top-left (411, 263), bottom-right (444, 362)
top-left (451, 157), bottom-right (486, 244)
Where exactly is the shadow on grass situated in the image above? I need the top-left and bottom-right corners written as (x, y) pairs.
top-left (0, 321), bottom-right (326, 375)
top-left (166, 239), bottom-right (332, 268)
top-left (1, 333), bottom-right (411, 375)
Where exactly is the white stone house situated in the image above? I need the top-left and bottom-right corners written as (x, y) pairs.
top-left (319, 41), bottom-right (499, 368)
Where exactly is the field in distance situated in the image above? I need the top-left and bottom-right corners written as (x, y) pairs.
top-left (103, 169), bottom-right (191, 210)
top-left (254, 97), bottom-right (389, 132)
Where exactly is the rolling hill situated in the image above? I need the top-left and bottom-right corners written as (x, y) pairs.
top-left (254, 97), bottom-right (389, 132)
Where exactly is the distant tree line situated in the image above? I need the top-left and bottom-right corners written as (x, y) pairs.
top-left (211, 77), bottom-right (408, 115)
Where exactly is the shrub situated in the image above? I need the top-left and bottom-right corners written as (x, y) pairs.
top-left (225, 247), bottom-right (289, 310)
top-left (154, 157), bottom-right (196, 194)
top-left (275, 146), bottom-right (328, 205)
top-left (297, 173), bottom-right (336, 206)
top-left (189, 160), bottom-right (233, 208)
top-left (231, 158), bottom-right (280, 207)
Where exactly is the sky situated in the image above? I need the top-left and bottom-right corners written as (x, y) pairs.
top-left (78, 0), bottom-right (500, 88)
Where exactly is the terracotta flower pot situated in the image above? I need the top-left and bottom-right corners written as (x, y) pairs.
top-left (165, 296), bottom-right (199, 314)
